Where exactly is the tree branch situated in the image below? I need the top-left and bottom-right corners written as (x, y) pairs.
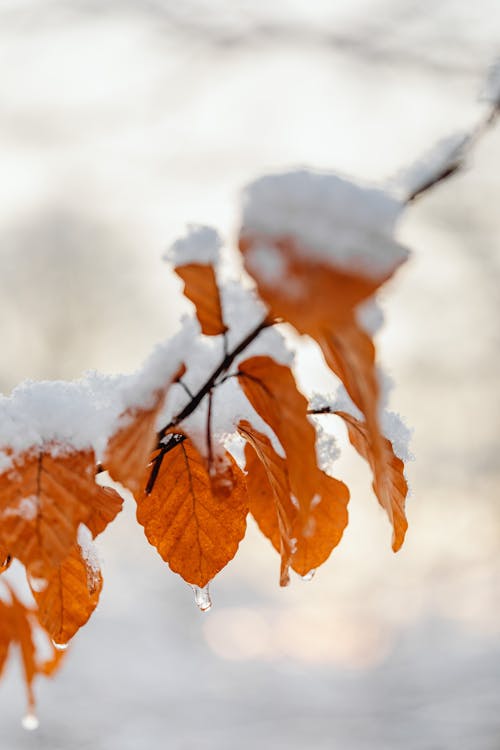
top-left (157, 316), bottom-right (273, 442)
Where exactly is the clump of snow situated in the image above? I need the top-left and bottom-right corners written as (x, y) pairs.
top-left (222, 432), bottom-right (247, 471)
top-left (392, 132), bottom-right (470, 201)
top-left (312, 420), bottom-right (340, 474)
top-left (381, 410), bottom-right (414, 464)
top-left (356, 297), bottom-right (384, 336)
top-left (244, 242), bottom-right (287, 285)
top-left (310, 372), bottom-right (413, 471)
top-left (241, 169), bottom-right (409, 280)
top-left (481, 58), bottom-right (500, 107)
top-left (78, 523), bottom-right (101, 588)
top-left (2, 495), bottom-right (38, 521)
top-left (164, 224), bottom-right (222, 267)
top-left (0, 319), bottom-right (194, 472)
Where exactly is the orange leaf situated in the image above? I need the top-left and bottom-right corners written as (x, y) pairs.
top-left (0, 448), bottom-right (122, 577)
top-left (175, 263), bottom-right (227, 336)
top-left (240, 233), bottom-right (409, 552)
top-left (4, 585), bottom-right (64, 713)
top-left (0, 550), bottom-right (11, 574)
top-left (105, 367), bottom-right (186, 496)
top-left (136, 439), bottom-right (248, 587)
top-left (238, 421), bottom-right (294, 585)
top-left (239, 234), bottom-right (385, 333)
top-left (0, 599), bottom-right (13, 678)
top-left (237, 356), bottom-right (318, 511)
top-left (31, 543), bottom-right (103, 646)
top-left (239, 420), bottom-right (349, 581)
top-left (336, 411), bottom-right (408, 551)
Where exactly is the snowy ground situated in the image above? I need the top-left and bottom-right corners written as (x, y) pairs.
top-left (0, 1), bottom-right (499, 748)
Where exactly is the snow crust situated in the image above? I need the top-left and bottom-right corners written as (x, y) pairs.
top-left (310, 369), bottom-right (413, 468)
top-left (78, 523), bottom-right (101, 588)
top-left (159, 320), bottom-right (287, 460)
top-left (165, 224), bottom-right (222, 266)
top-left (241, 169), bottom-right (409, 280)
top-left (393, 133), bottom-right (470, 200)
top-left (481, 58), bottom-right (500, 107)
top-left (0, 322), bottom-right (193, 472)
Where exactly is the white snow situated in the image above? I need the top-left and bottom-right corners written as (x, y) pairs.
top-left (244, 242), bottom-right (287, 286)
top-left (312, 420), bottom-right (341, 474)
top-left (481, 58), bottom-right (500, 107)
top-left (392, 132), bottom-right (470, 200)
top-left (77, 523), bottom-right (101, 588)
top-left (164, 224), bottom-right (222, 266)
top-left (356, 297), bottom-right (385, 336)
top-left (0, 320), bottom-right (194, 472)
top-left (241, 169), bottom-right (409, 280)
top-left (2, 495), bottom-right (38, 521)
top-left (310, 371), bottom-right (413, 469)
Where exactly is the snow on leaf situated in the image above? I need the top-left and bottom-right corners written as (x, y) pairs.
top-left (136, 438), bottom-right (248, 587)
top-left (30, 542), bottom-right (103, 646)
top-left (105, 366), bottom-right (185, 496)
top-left (336, 410), bottom-right (408, 552)
top-left (240, 234), bottom-right (384, 331)
top-left (241, 170), bottom-right (408, 281)
top-left (0, 448), bottom-right (122, 577)
top-left (175, 264), bottom-right (227, 337)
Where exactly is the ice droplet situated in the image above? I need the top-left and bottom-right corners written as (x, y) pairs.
top-left (22, 713), bottom-right (39, 731)
top-left (51, 639), bottom-right (68, 651)
top-left (193, 585), bottom-right (212, 612)
top-left (301, 569), bottom-right (316, 582)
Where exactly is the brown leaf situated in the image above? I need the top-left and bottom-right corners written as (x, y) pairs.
top-left (31, 543), bottom-right (103, 646)
top-left (175, 263), bottom-right (227, 336)
top-left (105, 367), bottom-right (186, 497)
top-left (0, 599), bottom-right (13, 678)
top-left (237, 356), bottom-right (318, 512)
top-left (239, 420), bottom-right (349, 581)
top-left (0, 550), bottom-right (11, 574)
top-left (4, 585), bottom-right (64, 713)
top-left (0, 448), bottom-right (122, 578)
top-left (336, 411), bottom-right (408, 551)
top-left (238, 421), bottom-right (294, 585)
top-left (240, 232), bottom-right (410, 551)
top-left (136, 439), bottom-right (248, 587)
top-left (239, 234), bottom-right (385, 333)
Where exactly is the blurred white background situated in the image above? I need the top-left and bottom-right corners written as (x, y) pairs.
top-left (0, 1), bottom-right (499, 748)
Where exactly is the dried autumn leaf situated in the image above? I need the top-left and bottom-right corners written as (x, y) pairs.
top-left (0, 599), bottom-right (12, 678)
top-left (238, 421), bottom-right (294, 585)
top-left (237, 356), bottom-right (318, 511)
top-left (31, 542), bottom-right (103, 646)
top-left (175, 263), bottom-right (227, 336)
top-left (240, 234), bottom-right (384, 332)
top-left (240, 421), bottom-right (349, 581)
top-left (5, 585), bottom-right (64, 713)
top-left (0, 448), bottom-right (122, 577)
top-left (336, 410), bottom-right (408, 551)
top-left (0, 550), bottom-right (11, 574)
top-left (240, 233), bottom-right (408, 551)
top-left (105, 365), bottom-right (186, 496)
top-left (137, 439), bottom-right (248, 587)
top-left (317, 317), bottom-right (388, 493)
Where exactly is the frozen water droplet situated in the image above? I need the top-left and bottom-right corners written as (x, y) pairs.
top-left (52, 639), bottom-right (68, 651)
top-left (22, 713), bottom-right (39, 731)
top-left (301, 569), bottom-right (316, 582)
top-left (192, 585), bottom-right (212, 612)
